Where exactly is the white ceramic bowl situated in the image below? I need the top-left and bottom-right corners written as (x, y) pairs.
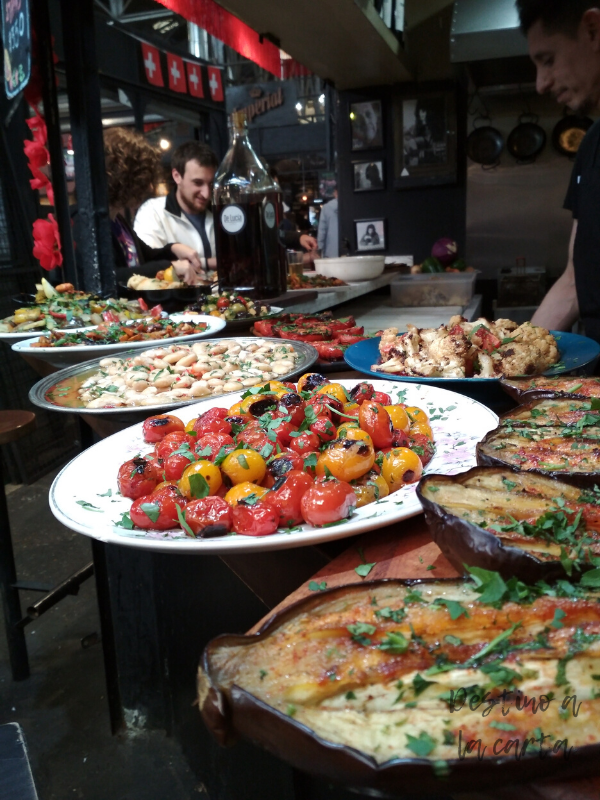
top-left (313, 256), bottom-right (385, 282)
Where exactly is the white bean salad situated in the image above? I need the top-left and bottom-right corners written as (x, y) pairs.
top-left (78, 339), bottom-right (303, 409)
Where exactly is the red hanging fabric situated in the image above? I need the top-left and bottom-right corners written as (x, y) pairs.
top-left (185, 61), bottom-right (204, 97)
top-left (153, 0), bottom-right (281, 75)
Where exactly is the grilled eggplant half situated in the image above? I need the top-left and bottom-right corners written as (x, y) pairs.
top-left (502, 376), bottom-right (600, 404)
top-left (199, 575), bottom-right (600, 793)
top-left (477, 398), bottom-right (600, 487)
top-left (418, 467), bottom-right (600, 582)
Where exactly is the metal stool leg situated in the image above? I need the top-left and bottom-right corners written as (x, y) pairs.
top-left (0, 459), bottom-right (29, 680)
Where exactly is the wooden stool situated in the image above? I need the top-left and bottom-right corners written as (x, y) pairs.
top-left (0, 411), bottom-right (36, 680)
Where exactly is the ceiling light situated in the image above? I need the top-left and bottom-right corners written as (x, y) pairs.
top-left (159, 138), bottom-right (171, 150)
top-left (349, 111), bottom-right (355, 120)
top-left (301, 195), bottom-right (308, 202)
top-left (66, 149), bottom-right (74, 155)
top-left (319, 94), bottom-right (325, 104)
top-left (295, 102), bottom-right (302, 111)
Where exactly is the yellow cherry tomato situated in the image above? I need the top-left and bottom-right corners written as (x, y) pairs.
top-left (381, 448), bottom-right (423, 493)
top-left (297, 373), bottom-right (329, 394)
top-left (153, 480), bottom-right (178, 493)
top-left (316, 383), bottom-right (347, 405)
top-left (178, 460), bottom-right (222, 499)
top-left (239, 394), bottom-right (278, 415)
top-left (224, 482), bottom-right (268, 507)
top-left (352, 472), bottom-right (390, 508)
top-left (264, 381), bottom-right (289, 393)
top-left (185, 417), bottom-right (199, 434)
top-left (227, 401), bottom-right (243, 415)
top-left (316, 439), bottom-right (375, 482)
top-left (405, 406), bottom-right (428, 424)
top-left (385, 405), bottom-right (410, 433)
top-left (222, 449), bottom-right (267, 485)
top-left (410, 421), bottom-right (434, 440)
top-left (336, 422), bottom-right (360, 438)
top-left (340, 427), bottom-right (373, 448)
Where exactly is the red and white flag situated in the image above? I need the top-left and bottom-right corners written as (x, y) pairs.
top-left (141, 43), bottom-right (163, 87)
top-left (207, 67), bottom-right (224, 102)
top-left (167, 53), bottom-right (187, 93)
top-left (185, 61), bottom-right (204, 98)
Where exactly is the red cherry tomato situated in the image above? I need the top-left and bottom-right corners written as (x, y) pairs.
top-left (184, 497), bottom-right (232, 537)
top-left (155, 432), bottom-right (194, 461)
top-left (372, 391), bottom-right (392, 406)
top-left (117, 457), bottom-right (160, 499)
top-left (349, 382), bottom-right (374, 403)
top-left (409, 433), bottom-right (436, 467)
top-left (288, 431), bottom-right (320, 454)
top-left (269, 470), bottom-right (314, 527)
top-left (236, 426), bottom-right (270, 452)
top-left (310, 416), bottom-right (337, 442)
top-left (163, 453), bottom-right (193, 481)
top-left (142, 414), bottom-right (185, 443)
top-left (276, 393), bottom-right (306, 426)
top-left (392, 428), bottom-right (410, 448)
top-left (305, 397), bottom-right (332, 420)
top-left (130, 492), bottom-right (186, 531)
top-left (358, 402), bottom-right (393, 449)
top-left (194, 432), bottom-right (235, 461)
top-left (232, 497), bottom-right (280, 536)
top-left (193, 408), bottom-right (231, 436)
top-left (270, 419), bottom-right (297, 447)
top-left (217, 297), bottom-right (230, 309)
top-left (300, 478), bottom-right (357, 527)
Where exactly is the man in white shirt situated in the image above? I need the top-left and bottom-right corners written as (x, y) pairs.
top-left (134, 141), bottom-right (219, 276)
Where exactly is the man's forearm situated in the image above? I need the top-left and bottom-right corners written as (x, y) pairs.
top-left (531, 269), bottom-right (579, 330)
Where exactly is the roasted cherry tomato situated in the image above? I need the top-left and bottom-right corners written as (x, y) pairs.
top-left (405, 406), bottom-right (429, 424)
top-left (316, 383), bottom-right (348, 405)
top-left (372, 391), bottom-right (392, 405)
top-left (341, 402), bottom-right (361, 420)
top-left (359, 402), bottom-right (393, 450)
top-left (410, 420), bottom-right (434, 440)
top-left (194, 432), bottom-right (235, 461)
top-left (216, 297), bottom-right (230, 309)
top-left (316, 439), bottom-right (375, 482)
top-left (349, 382), bottom-right (375, 403)
top-left (266, 417), bottom-right (297, 447)
top-left (288, 431), bottom-right (320, 455)
top-left (142, 414), bottom-right (185, 443)
top-left (269, 470), bottom-right (314, 527)
top-left (152, 480), bottom-right (178, 494)
top-left (351, 471), bottom-right (389, 507)
top-left (184, 496), bottom-right (232, 537)
top-left (409, 434), bottom-right (435, 467)
top-left (310, 416), bottom-right (337, 442)
top-left (385, 405), bottom-right (410, 433)
top-left (305, 397), bottom-right (332, 420)
top-left (236, 426), bottom-right (270, 453)
top-left (338, 427), bottom-right (373, 448)
top-left (392, 428), bottom-right (410, 448)
top-left (224, 481), bottom-right (268, 507)
top-left (178, 460), bottom-right (223, 499)
top-left (381, 448), bottom-right (423, 492)
top-left (297, 373), bottom-right (329, 393)
top-left (118, 457), bottom-right (159, 499)
top-left (155, 431), bottom-right (194, 461)
top-left (193, 407), bottom-right (232, 436)
top-left (240, 393), bottom-right (278, 417)
top-left (222, 449), bottom-right (267, 485)
top-left (262, 451), bottom-right (305, 487)
top-left (301, 478), bottom-right (357, 527)
top-left (130, 491), bottom-right (186, 531)
top-left (163, 453), bottom-right (194, 481)
top-left (232, 496), bottom-right (280, 536)
top-left (276, 392), bottom-right (306, 426)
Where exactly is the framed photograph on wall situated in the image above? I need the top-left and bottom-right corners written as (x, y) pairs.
top-left (350, 100), bottom-right (383, 151)
top-left (353, 160), bottom-right (385, 192)
top-left (393, 87), bottom-right (457, 188)
top-left (355, 218), bottom-right (386, 252)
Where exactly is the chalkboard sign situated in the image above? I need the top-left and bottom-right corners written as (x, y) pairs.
top-left (2, 0), bottom-right (30, 99)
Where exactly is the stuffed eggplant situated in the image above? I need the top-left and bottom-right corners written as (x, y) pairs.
top-left (199, 574), bottom-right (600, 793)
top-left (477, 398), bottom-right (600, 487)
top-left (418, 467), bottom-right (600, 582)
top-left (502, 376), bottom-right (600, 404)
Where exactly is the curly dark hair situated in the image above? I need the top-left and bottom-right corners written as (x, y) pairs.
top-left (516, 0), bottom-right (597, 35)
top-left (104, 127), bottom-right (161, 209)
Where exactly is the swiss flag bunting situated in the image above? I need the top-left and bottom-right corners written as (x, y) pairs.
top-left (207, 67), bottom-right (224, 102)
top-left (141, 43), bottom-right (164, 87)
top-left (185, 61), bottom-right (204, 98)
top-left (167, 53), bottom-right (187, 93)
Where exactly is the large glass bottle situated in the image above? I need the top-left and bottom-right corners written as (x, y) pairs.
top-left (213, 111), bottom-right (286, 297)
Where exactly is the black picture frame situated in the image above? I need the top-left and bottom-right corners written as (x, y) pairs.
top-left (355, 218), bottom-right (386, 252)
top-left (350, 100), bottom-right (384, 151)
top-left (393, 87), bottom-right (457, 188)
top-left (353, 159), bottom-right (385, 192)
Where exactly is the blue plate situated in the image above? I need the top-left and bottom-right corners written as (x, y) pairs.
top-left (344, 331), bottom-right (600, 385)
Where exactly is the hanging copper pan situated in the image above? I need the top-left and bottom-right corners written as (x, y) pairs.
top-left (552, 112), bottom-right (593, 157)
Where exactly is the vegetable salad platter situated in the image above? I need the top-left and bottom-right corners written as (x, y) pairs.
top-left (49, 376), bottom-right (498, 554)
top-left (199, 573), bottom-right (600, 793)
top-left (12, 314), bottom-right (224, 368)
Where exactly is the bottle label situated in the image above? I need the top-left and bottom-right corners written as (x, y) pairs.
top-left (221, 205), bottom-right (246, 234)
top-left (264, 202), bottom-right (276, 229)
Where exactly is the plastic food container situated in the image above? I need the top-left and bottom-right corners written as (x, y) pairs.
top-left (390, 271), bottom-right (479, 307)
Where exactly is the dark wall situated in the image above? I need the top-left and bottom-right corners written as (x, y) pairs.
top-left (336, 80), bottom-right (468, 263)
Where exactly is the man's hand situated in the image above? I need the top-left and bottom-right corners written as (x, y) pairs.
top-left (171, 259), bottom-right (206, 285)
top-left (300, 234), bottom-right (318, 251)
top-left (171, 243), bottom-right (203, 270)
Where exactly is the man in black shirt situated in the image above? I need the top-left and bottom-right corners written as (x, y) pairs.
top-left (517, 0), bottom-right (600, 341)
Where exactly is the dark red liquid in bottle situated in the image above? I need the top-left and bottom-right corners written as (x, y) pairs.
top-left (215, 192), bottom-right (286, 298)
